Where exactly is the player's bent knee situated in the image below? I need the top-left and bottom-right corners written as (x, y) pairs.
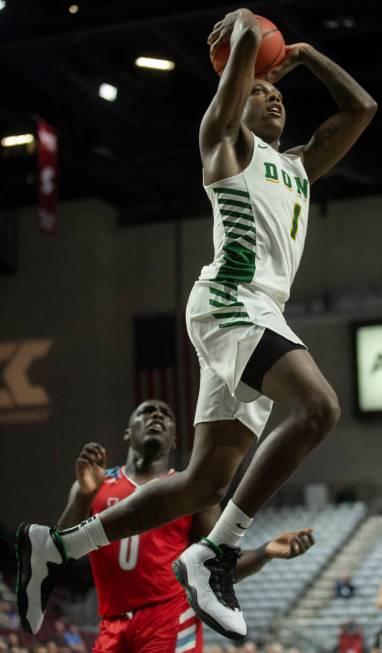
top-left (301, 394), bottom-right (341, 443)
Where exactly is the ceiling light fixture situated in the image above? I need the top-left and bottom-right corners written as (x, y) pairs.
top-left (324, 18), bottom-right (339, 29)
top-left (342, 16), bottom-right (355, 28)
top-left (0, 1), bottom-right (6, 11)
top-left (135, 56), bottom-right (175, 71)
top-left (68, 4), bottom-right (79, 14)
top-left (1, 134), bottom-right (35, 147)
top-left (99, 83), bottom-right (118, 102)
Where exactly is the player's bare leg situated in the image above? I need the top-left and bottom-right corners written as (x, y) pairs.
top-left (15, 420), bottom-right (253, 635)
top-left (233, 348), bottom-right (340, 516)
top-left (174, 348), bottom-right (340, 640)
top-left (100, 420), bottom-right (253, 539)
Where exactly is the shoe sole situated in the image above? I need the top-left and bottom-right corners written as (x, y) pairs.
top-left (172, 558), bottom-right (245, 641)
top-left (15, 522), bottom-right (33, 634)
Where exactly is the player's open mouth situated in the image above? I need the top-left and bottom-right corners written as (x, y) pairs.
top-left (146, 421), bottom-right (164, 432)
top-left (266, 105), bottom-right (282, 117)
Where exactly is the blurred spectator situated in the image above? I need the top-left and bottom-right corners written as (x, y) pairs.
top-left (7, 635), bottom-right (19, 649)
top-left (45, 641), bottom-right (58, 653)
top-left (224, 645), bottom-right (240, 653)
top-left (240, 642), bottom-right (258, 653)
top-left (338, 620), bottom-right (363, 653)
top-left (0, 638), bottom-right (8, 653)
top-left (62, 625), bottom-right (85, 653)
top-left (33, 646), bottom-right (48, 653)
top-left (266, 644), bottom-right (285, 653)
top-left (335, 574), bottom-right (355, 599)
top-left (0, 601), bottom-right (19, 629)
top-left (203, 646), bottom-right (225, 653)
top-left (376, 583), bottom-right (382, 609)
top-left (0, 573), bottom-right (10, 597)
top-left (371, 627), bottom-right (382, 653)
top-left (52, 621), bottom-right (68, 648)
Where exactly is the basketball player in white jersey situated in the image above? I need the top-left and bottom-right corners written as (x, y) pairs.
top-left (16, 7), bottom-right (377, 644)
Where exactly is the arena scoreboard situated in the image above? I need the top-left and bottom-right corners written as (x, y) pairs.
top-left (352, 321), bottom-right (382, 418)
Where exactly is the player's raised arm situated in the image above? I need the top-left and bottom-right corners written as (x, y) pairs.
top-left (268, 43), bottom-right (377, 184)
top-left (200, 9), bottom-right (262, 156)
top-left (57, 442), bottom-right (106, 529)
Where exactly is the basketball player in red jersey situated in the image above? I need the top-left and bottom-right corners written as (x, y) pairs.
top-left (57, 399), bottom-right (314, 653)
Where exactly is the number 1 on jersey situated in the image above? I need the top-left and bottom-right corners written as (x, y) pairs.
top-left (290, 203), bottom-right (302, 240)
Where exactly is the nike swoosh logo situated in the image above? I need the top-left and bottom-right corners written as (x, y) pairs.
top-left (236, 522), bottom-right (246, 530)
top-left (258, 144), bottom-right (268, 149)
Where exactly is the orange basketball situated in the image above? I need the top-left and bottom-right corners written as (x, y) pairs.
top-left (211, 15), bottom-right (285, 78)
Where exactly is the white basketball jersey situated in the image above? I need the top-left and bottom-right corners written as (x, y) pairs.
top-left (200, 133), bottom-right (310, 306)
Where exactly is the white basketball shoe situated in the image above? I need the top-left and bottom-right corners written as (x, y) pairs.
top-left (16, 523), bottom-right (67, 634)
top-left (173, 538), bottom-right (247, 640)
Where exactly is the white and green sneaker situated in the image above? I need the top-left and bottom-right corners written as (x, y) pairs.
top-left (16, 523), bottom-right (67, 634)
top-left (173, 538), bottom-right (246, 641)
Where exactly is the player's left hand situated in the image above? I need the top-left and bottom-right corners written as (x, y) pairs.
top-left (265, 42), bottom-right (312, 83)
top-left (207, 11), bottom-right (241, 57)
top-left (265, 528), bottom-right (314, 559)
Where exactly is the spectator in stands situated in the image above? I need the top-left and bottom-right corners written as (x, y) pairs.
top-left (266, 643), bottom-right (284, 653)
top-left (223, 645), bottom-right (240, 652)
top-left (12, 647), bottom-right (28, 653)
top-left (371, 627), bottom-right (382, 653)
top-left (52, 620), bottom-right (69, 649)
top-left (0, 637), bottom-right (8, 653)
top-left (33, 646), bottom-right (48, 653)
top-left (45, 641), bottom-right (59, 653)
top-left (7, 634), bottom-right (19, 649)
top-left (335, 574), bottom-right (355, 599)
top-left (240, 642), bottom-right (257, 652)
top-left (375, 583), bottom-right (382, 609)
top-left (62, 625), bottom-right (85, 653)
top-left (0, 601), bottom-right (19, 629)
top-left (338, 620), bottom-right (363, 653)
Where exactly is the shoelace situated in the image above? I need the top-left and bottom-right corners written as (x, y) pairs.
top-left (206, 545), bottom-right (242, 610)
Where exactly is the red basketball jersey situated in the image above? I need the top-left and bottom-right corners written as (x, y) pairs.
top-left (89, 466), bottom-right (193, 617)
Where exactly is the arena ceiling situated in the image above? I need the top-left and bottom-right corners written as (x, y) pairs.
top-left (0, 0), bottom-right (381, 224)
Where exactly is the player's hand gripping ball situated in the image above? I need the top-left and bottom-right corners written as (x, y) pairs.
top-left (210, 14), bottom-right (286, 78)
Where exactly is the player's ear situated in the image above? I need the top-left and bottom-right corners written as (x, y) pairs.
top-left (123, 428), bottom-right (131, 444)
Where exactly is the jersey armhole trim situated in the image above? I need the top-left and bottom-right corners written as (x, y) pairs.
top-left (203, 132), bottom-right (256, 191)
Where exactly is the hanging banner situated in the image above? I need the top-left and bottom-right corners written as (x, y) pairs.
top-left (37, 119), bottom-right (59, 237)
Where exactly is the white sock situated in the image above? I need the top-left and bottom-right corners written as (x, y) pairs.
top-left (207, 499), bottom-right (253, 548)
top-left (58, 514), bottom-right (110, 559)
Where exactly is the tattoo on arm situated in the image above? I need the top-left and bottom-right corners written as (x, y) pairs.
top-left (311, 123), bottom-right (339, 151)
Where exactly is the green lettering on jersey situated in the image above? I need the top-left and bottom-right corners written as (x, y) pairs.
top-left (264, 162), bottom-right (278, 181)
top-left (282, 170), bottom-right (292, 189)
top-left (294, 176), bottom-right (308, 199)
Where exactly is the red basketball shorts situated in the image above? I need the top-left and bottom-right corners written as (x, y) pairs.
top-left (92, 593), bottom-right (203, 653)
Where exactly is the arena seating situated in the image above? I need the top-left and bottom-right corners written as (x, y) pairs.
top-left (2, 503), bottom-right (376, 652)
top-left (203, 503), bottom-right (367, 648)
top-left (291, 531), bottom-right (382, 649)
